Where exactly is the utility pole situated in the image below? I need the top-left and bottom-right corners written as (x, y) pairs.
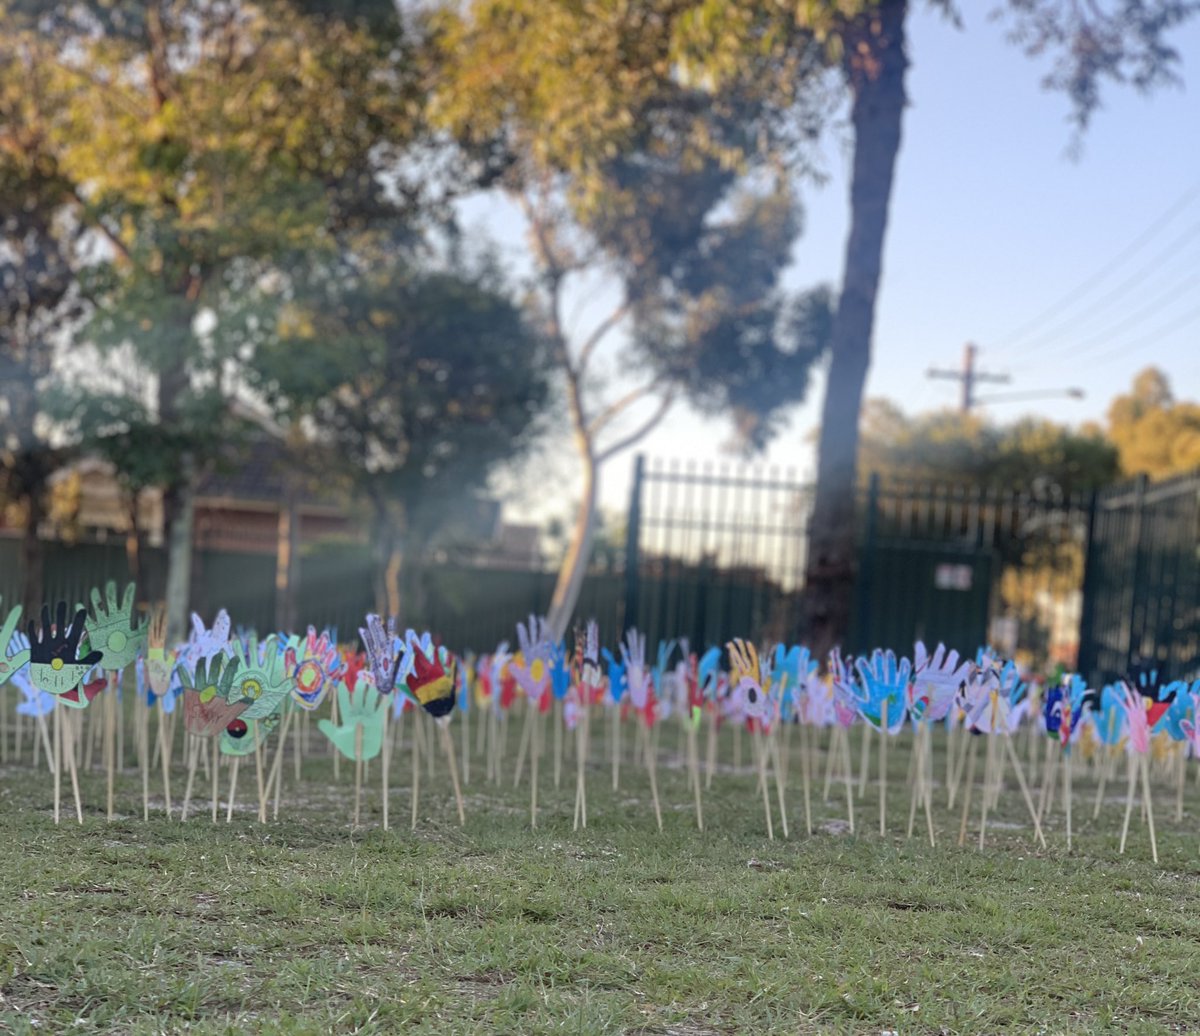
top-left (927, 342), bottom-right (1010, 413)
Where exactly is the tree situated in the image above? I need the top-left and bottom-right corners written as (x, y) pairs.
top-left (673, 0), bottom-right (1199, 654)
top-left (247, 246), bottom-right (552, 617)
top-left (3, 0), bottom-right (424, 636)
top-left (0, 42), bottom-right (83, 612)
top-left (858, 399), bottom-right (1119, 494)
top-left (1106, 367), bottom-right (1200, 479)
top-left (430, 0), bottom-right (835, 640)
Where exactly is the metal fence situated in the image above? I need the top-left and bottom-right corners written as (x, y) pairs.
top-left (622, 456), bottom-right (1126, 671)
top-left (1080, 473), bottom-right (1200, 684)
top-left (621, 456), bottom-right (811, 651)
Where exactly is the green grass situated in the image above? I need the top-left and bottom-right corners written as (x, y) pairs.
top-left (2, 716), bottom-right (1200, 1034)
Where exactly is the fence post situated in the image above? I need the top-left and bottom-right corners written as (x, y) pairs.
top-left (622, 454), bottom-right (645, 637)
top-left (1075, 489), bottom-right (1100, 682)
top-left (854, 473), bottom-right (880, 653)
top-left (1123, 473), bottom-right (1149, 675)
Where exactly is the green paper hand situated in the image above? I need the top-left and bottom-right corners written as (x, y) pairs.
top-left (219, 713), bottom-right (279, 756)
top-left (81, 581), bottom-right (145, 672)
top-left (0, 598), bottom-right (30, 685)
top-left (317, 680), bottom-right (387, 761)
top-left (228, 635), bottom-right (291, 720)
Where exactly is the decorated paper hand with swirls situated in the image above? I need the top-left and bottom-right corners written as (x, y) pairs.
top-left (81, 581), bottom-right (145, 672)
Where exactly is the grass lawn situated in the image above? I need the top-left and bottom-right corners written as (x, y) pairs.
top-left (2, 716), bottom-right (1199, 1034)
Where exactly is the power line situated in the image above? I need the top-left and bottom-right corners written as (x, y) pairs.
top-left (1045, 269), bottom-right (1200, 362)
top-left (1090, 299), bottom-right (1200, 366)
top-left (993, 176), bottom-right (1200, 352)
top-left (1011, 219), bottom-right (1200, 359)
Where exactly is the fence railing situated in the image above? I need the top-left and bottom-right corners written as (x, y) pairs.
top-left (1080, 473), bottom-right (1200, 684)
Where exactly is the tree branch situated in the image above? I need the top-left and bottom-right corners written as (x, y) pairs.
top-left (576, 301), bottom-right (630, 377)
top-left (595, 390), bottom-right (675, 464)
top-left (67, 188), bottom-right (134, 265)
top-left (587, 381), bottom-right (655, 439)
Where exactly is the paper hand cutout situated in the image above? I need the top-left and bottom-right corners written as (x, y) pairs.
top-left (318, 678), bottom-right (388, 760)
top-left (853, 649), bottom-right (910, 734)
top-left (405, 637), bottom-right (456, 719)
top-left (27, 603), bottom-right (104, 705)
top-left (620, 629), bottom-right (650, 711)
top-left (549, 641), bottom-right (572, 701)
top-left (727, 638), bottom-right (769, 721)
top-left (183, 609), bottom-right (232, 668)
top-left (601, 647), bottom-right (626, 704)
top-left (145, 603), bottom-right (176, 697)
top-left (912, 641), bottom-right (972, 723)
top-left (81, 581), bottom-right (144, 671)
top-left (359, 613), bottom-right (402, 695)
top-left (286, 626), bottom-right (345, 710)
top-left (577, 621), bottom-right (603, 696)
top-left (228, 635), bottom-right (290, 720)
top-left (180, 653), bottom-right (246, 736)
top-left (0, 598), bottom-right (30, 684)
top-left (220, 714), bottom-right (279, 756)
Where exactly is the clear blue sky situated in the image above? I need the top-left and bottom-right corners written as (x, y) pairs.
top-left (468, 5), bottom-right (1200, 526)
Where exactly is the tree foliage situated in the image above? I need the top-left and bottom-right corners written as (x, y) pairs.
top-left (1106, 367), bottom-right (1200, 479)
top-left (859, 399), bottom-right (1120, 496)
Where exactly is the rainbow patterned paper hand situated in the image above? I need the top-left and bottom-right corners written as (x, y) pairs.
top-left (286, 626), bottom-right (345, 710)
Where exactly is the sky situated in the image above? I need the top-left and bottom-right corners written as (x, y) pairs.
top-left (463, 6), bottom-right (1200, 529)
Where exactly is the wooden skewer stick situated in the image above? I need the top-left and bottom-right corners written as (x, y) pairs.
top-left (53, 703), bottom-right (62, 826)
top-left (226, 755), bottom-right (240, 823)
top-left (753, 731), bottom-right (773, 841)
top-left (879, 701), bottom-right (888, 837)
top-left (439, 720), bottom-right (466, 826)
top-left (353, 722), bottom-right (364, 829)
top-left (410, 708), bottom-right (421, 831)
top-left (66, 709), bottom-right (83, 824)
top-left (381, 702), bottom-right (390, 832)
top-left (105, 671), bottom-right (118, 820)
top-left (644, 722), bottom-right (663, 833)
top-left (211, 737), bottom-right (220, 823)
top-left (1141, 753), bottom-right (1158, 864)
top-left (266, 705), bottom-right (295, 821)
top-left (998, 732), bottom-right (1048, 849)
top-left (159, 704), bottom-right (173, 819)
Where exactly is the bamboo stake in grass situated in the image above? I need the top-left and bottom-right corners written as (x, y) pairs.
top-left (753, 730), bottom-right (773, 841)
top-left (643, 722), bottom-right (663, 833)
top-left (1141, 753), bottom-right (1158, 864)
top-left (159, 704), bottom-right (173, 819)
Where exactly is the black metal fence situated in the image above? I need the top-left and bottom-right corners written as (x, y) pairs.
top-left (1079, 473), bottom-right (1200, 684)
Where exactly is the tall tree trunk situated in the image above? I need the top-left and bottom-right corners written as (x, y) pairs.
top-left (163, 455), bottom-right (196, 644)
top-left (804, 0), bottom-right (909, 656)
top-left (274, 481), bottom-right (300, 632)
top-left (546, 449), bottom-right (599, 643)
top-left (371, 501), bottom-right (404, 620)
top-left (20, 488), bottom-right (45, 616)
